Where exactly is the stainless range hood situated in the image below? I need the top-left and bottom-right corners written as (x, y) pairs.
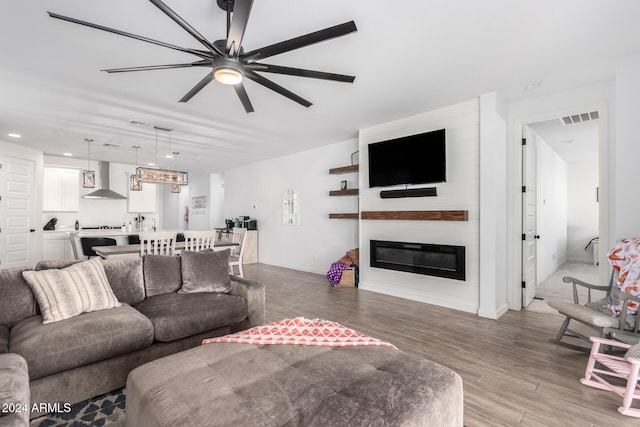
top-left (83, 161), bottom-right (127, 199)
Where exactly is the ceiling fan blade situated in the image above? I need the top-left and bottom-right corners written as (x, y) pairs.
top-left (148, 0), bottom-right (223, 56)
top-left (226, 0), bottom-right (253, 56)
top-left (47, 12), bottom-right (212, 60)
top-left (179, 71), bottom-right (215, 103)
top-left (103, 60), bottom-right (210, 73)
top-left (233, 83), bottom-right (255, 113)
top-left (248, 63), bottom-right (355, 83)
top-left (242, 21), bottom-right (357, 62)
top-left (245, 70), bottom-right (311, 108)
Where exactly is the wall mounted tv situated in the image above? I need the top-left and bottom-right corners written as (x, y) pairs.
top-left (368, 128), bottom-right (446, 188)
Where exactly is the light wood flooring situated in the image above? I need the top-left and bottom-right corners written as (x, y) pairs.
top-left (242, 263), bottom-right (637, 427)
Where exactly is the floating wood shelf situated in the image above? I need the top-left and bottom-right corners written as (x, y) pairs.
top-left (329, 165), bottom-right (359, 175)
top-left (329, 213), bottom-right (359, 219)
top-left (329, 189), bottom-right (359, 196)
top-left (361, 210), bottom-right (468, 221)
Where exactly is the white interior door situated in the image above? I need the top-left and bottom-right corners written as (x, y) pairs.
top-left (0, 156), bottom-right (36, 268)
top-left (522, 126), bottom-right (538, 307)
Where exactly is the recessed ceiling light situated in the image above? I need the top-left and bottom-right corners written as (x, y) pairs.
top-left (63, 153), bottom-right (73, 156)
top-left (147, 162), bottom-right (155, 166)
top-left (524, 81), bottom-right (542, 91)
top-left (8, 133), bottom-right (21, 138)
top-left (165, 154), bottom-right (173, 159)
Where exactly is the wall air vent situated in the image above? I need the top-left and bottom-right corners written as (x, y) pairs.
top-left (560, 111), bottom-right (599, 125)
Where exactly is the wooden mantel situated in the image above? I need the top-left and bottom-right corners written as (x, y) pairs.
top-left (360, 210), bottom-right (468, 221)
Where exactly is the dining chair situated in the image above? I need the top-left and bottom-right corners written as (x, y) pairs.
top-left (138, 231), bottom-right (177, 256)
top-left (80, 237), bottom-right (117, 259)
top-left (229, 229), bottom-right (247, 277)
top-left (183, 230), bottom-right (215, 252)
top-left (69, 231), bottom-right (83, 260)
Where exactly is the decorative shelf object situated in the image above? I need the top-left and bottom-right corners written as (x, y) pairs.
top-left (329, 165), bottom-right (359, 175)
top-left (329, 213), bottom-right (359, 219)
top-left (329, 189), bottom-right (359, 196)
top-left (361, 210), bottom-right (468, 221)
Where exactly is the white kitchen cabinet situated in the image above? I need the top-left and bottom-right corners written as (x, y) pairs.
top-left (128, 179), bottom-right (157, 213)
top-left (43, 167), bottom-right (80, 212)
top-left (43, 232), bottom-right (75, 260)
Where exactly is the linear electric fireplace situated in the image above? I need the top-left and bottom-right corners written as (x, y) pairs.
top-left (370, 240), bottom-right (465, 281)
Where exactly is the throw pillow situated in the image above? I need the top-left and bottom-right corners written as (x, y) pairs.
top-left (143, 254), bottom-right (182, 297)
top-left (22, 258), bottom-right (120, 324)
top-left (179, 249), bottom-right (231, 294)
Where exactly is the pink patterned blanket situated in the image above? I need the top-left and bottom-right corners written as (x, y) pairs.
top-left (202, 317), bottom-right (397, 349)
top-left (608, 238), bottom-right (640, 316)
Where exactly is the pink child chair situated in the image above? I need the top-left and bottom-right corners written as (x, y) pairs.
top-left (581, 336), bottom-right (640, 418)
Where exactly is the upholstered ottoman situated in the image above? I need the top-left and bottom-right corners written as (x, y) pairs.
top-left (126, 320), bottom-right (464, 426)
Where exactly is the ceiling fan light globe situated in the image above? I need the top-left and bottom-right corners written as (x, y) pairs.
top-left (214, 67), bottom-right (243, 85)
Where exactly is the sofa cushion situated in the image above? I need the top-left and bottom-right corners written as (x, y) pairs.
top-left (135, 292), bottom-right (247, 342)
top-left (23, 258), bottom-right (120, 324)
top-left (37, 258), bottom-right (145, 304)
top-left (179, 249), bottom-right (231, 294)
top-left (101, 258), bottom-right (145, 304)
top-left (0, 326), bottom-right (8, 354)
top-left (143, 255), bottom-right (182, 297)
top-left (0, 353), bottom-right (29, 425)
top-left (9, 304), bottom-right (153, 380)
top-left (0, 267), bottom-right (37, 328)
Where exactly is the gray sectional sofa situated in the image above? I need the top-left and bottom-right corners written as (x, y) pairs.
top-left (0, 252), bottom-right (265, 421)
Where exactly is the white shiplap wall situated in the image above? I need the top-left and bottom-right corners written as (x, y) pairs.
top-left (359, 99), bottom-right (480, 314)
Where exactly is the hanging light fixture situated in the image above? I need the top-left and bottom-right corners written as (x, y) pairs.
top-left (82, 138), bottom-right (96, 188)
top-left (171, 151), bottom-right (181, 193)
top-left (130, 145), bottom-right (142, 191)
top-left (136, 126), bottom-right (189, 186)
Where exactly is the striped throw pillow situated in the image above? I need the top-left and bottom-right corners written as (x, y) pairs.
top-left (22, 258), bottom-right (120, 324)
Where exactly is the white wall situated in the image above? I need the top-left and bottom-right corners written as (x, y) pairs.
top-left (615, 52), bottom-right (640, 241)
top-left (224, 139), bottom-right (359, 274)
top-left (159, 184), bottom-right (189, 231)
top-left (479, 92), bottom-right (509, 319)
top-left (359, 99), bottom-right (481, 314)
top-left (567, 161), bottom-right (599, 263)
top-left (210, 174), bottom-right (225, 229)
top-left (535, 131), bottom-right (568, 283)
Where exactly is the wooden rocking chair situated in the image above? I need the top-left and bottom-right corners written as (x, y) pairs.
top-left (581, 336), bottom-right (640, 418)
top-left (547, 271), bottom-right (640, 351)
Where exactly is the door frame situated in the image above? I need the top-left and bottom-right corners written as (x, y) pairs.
top-left (507, 102), bottom-right (609, 310)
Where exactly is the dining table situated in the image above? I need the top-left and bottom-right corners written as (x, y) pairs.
top-left (92, 241), bottom-right (239, 259)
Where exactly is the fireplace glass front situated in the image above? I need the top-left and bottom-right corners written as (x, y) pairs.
top-left (370, 240), bottom-right (465, 280)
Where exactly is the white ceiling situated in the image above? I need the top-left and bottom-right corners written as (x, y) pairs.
top-left (529, 116), bottom-right (599, 164)
top-left (1, 1), bottom-right (639, 174)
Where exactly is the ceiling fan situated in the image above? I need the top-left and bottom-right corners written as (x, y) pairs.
top-left (48, 0), bottom-right (357, 113)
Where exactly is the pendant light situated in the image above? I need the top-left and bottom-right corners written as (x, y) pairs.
top-left (82, 138), bottom-right (96, 188)
top-left (171, 151), bottom-right (181, 193)
top-left (136, 127), bottom-right (189, 186)
top-left (129, 145), bottom-right (142, 191)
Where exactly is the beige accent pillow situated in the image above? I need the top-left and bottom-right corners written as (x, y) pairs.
top-left (22, 258), bottom-right (120, 324)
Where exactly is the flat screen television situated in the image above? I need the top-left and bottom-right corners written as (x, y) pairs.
top-left (368, 128), bottom-right (446, 188)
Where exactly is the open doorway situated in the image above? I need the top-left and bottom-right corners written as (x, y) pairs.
top-left (522, 110), bottom-right (601, 309)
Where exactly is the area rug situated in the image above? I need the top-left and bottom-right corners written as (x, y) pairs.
top-left (30, 389), bottom-right (125, 427)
